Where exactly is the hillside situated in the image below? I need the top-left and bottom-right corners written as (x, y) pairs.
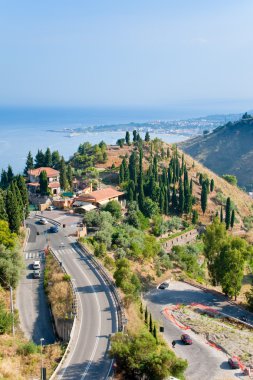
top-left (180, 114), bottom-right (253, 190)
top-left (95, 142), bottom-right (253, 228)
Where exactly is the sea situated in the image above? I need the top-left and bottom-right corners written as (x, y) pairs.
top-left (0, 107), bottom-right (198, 173)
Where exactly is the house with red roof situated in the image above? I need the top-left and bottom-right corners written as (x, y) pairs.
top-left (27, 167), bottom-right (61, 195)
top-left (74, 187), bottom-right (124, 207)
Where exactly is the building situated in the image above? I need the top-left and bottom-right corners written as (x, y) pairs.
top-left (27, 167), bottom-right (61, 195)
top-left (75, 187), bottom-right (124, 207)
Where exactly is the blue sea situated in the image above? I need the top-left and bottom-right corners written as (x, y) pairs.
top-left (0, 107), bottom-right (197, 173)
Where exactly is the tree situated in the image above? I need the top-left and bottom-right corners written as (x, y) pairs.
top-left (178, 179), bottom-right (184, 215)
top-left (152, 325), bottom-right (157, 342)
top-left (201, 182), bottom-right (208, 214)
top-left (129, 152), bottom-right (137, 184)
top-left (133, 130), bottom-right (137, 142)
top-left (116, 138), bottom-right (125, 148)
top-left (24, 151), bottom-right (34, 175)
top-left (103, 200), bottom-right (122, 220)
top-left (52, 150), bottom-right (61, 169)
top-left (125, 131), bottom-right (130, 145)
top-left (210, 179), bottom-right (214, 192)
top-left (199, 173), bottom-right (203, 185)
top-left (0, 191), bottom-right (7, 221)
top-left (231, 209), bottom-right (235, 229)
top-left (218, 245), bottom-right (244, 300)
top-left (67, 164), bottom-right (73, 188)
top-left (5, 189), bottom-right (21, 233)
top-left (149, 313), bottom-right (153, 332)
top-left (142, 198), bottom-right (159, 218)
top-left (145, 306), bottom-right (148, 325)
top-left (39, 170), bottom-right (48, 195)
top-left (35, 149), bottom-right (45, 168)
top-left (220, 206), bottom-right (223, 223)
top-left (246, 281), bottom-right (253, 311)
top-left (44, 147), bottom-right (52, 167)
top-left (203, 218), bottom-right (227, 285)
top-left (192, 209), bottom-right (198, 224)
top-left (145, 131), bottom-right (150, 142)
top-left (225, 197), bottom-right (231, 230)
top-left (16, 175), bottom-right (29, 218)
top-left (59, 158), bottom-right (68, 191)
top-left (7, 165), bottom-right (14, 184)
top-left (222, 174), bottom-right (237, 186)
top-left (0, 170), bottom-right (9, 189)
top-left (171, 186), bottom-right (178, 213)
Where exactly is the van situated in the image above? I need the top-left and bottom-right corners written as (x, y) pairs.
top-left (33, 260), bottom-right (40, 270)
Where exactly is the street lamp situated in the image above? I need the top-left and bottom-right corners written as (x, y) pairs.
top-left (40, 337), bottom-right (45, 380)
top-left (0, 275), bottom-right (15, 336)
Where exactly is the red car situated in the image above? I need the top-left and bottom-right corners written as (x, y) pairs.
top-left (181, 334), bottom-right (192, 345)
top-left (228, 357), bottom-right (240, 369)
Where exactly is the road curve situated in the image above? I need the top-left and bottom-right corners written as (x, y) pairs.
top-left (17, 216), bottom-right (118, 380)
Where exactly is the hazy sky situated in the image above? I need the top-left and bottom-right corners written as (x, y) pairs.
top-left (1, 1), bottom-right (253, 111)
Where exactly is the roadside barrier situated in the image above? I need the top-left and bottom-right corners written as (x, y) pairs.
top-left (76, 242), bottom-right (126, 332)
top-left (35, 213), bottom-right (61, 226)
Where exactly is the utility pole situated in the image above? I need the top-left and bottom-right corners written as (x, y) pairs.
top-left (40, 337), bottom-right (45, 380)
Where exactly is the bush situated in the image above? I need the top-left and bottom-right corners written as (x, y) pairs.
top-left (0, 302), bottom-right (13, 334)
top-left (63, 274), bottom-right (71, 281)
top-left (17, 342), bottom-right (38, 355)
top-left (104, 255), bottom-right (116, 271)
top-left (222, 174), bottom-right (238, 186)
top-left (103, 200), bottom-right (122, 220)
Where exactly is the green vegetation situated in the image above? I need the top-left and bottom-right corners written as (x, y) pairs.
top-left (222, 174), bottom-right (238, 186)
top-left (203, 218), bottom-right (253, 299)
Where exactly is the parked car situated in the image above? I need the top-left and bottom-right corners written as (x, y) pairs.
top-left (33, 269), bottom-right (40, 278)
top-left (228, 357), bottom-right (240, 369)
top-left (158, 282), bottom-right (169, 289)
top-left (33, 260), bottom-right (41, 270)
top-left (181, 334), bottom-right (193, 345)
top-left (240, 315), bottom-right (248, 322)
top-left (39, 218), bottom-right (48, 225)
top-left (47, 205), bottom-right (56, 211)
top-left (49, 225), bottom-right (59, 233)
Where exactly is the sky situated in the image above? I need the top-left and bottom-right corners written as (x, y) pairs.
top-left (1, 1), bottom-right (253, 112)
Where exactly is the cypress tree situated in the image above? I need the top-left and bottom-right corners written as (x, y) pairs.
top-left (138, 149), bottom-right (144, 211)
top-left (220, 206), bottom-right (223, 223)
top-left (16, 175), bottom-right (29, 218)
top-left (122, 157), bottom-right (129, 181)
top-left (24, 151), bottom-right (34, 175)
top-left (153, 155), bottom-right (158, 181)
top-left (199, 173), bottom-right (203, 185)
top-left (0, 170), bottom-right (8, 189)
top-left (164, 189), bottom-right (169, 215)
top-left (133, 130), bottom-right (137, 142)
top-left (161, 167), bottom-right (167, 186)
top-left (7, 165), bottom-right (14, 184)
top-left (201, 182), bottom-right (208, 214)
top-left (59, 158), bottom-right (68, 191)
top-left (190, 178), bottom-right (193, 194)
top-left (0, 190), bottom-right (7, 221)
top-left (167, 187), bottom-right (171, 213)
top-left (145, 131), bottom-right (150, 142)
top-left (144, 306), bottom-right (148, 325)
top-left (39, 170), bottom-right (48, 195)
top-left (172, 186), bottom-right (178, 213)
top-left (67, 164), bottom-right (73, 188)
top-left (159, 188), bottom-right (165, 214)
top-left (192, 209), bottom-right (198, 224)
top-left (149, 314), bottom-right (153, 333)
top-left (166, 147), bottom-right (170, 159)
top-left (129, 152), bottom-right (137, 184)
top-left (225, 197), bottom-right (231, 230)
top-left (119, 163), bottom-right (124, 184)
top-left (231, 209), bottom-right (235, 229)
top-left (44, 147), bottom-right (52, 167)
top-left (140, 302), bottom-right (143, 316)
top-left (153, 325), bottom-right (157, 342)
top-left (11, 182), bottom-right (24, 223)
top-left (128, 180), bottom-right (135, 202)
top-left (178, 179), bottom-right (184, 215)
top-left (125, 131), bottom-right (130, 145)
top-left (6, 188), bottom-right (21, 233)
top-left (210, 179), bottom-right (214, 192)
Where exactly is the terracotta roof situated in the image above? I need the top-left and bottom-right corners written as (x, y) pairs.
top-left (28, 167), bottom-right (59, 177)
top-left (48, 182), bottom-right (60, 188)
top-left (27, 182), bottom-right (40, 187)
top-left (77, 187), bottom-right (124, 203)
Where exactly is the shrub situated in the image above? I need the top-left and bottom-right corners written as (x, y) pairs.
top-left (17, 342), bottom-right (38, 355)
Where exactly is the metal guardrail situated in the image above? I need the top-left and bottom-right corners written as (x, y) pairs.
top-left (35, 213), bottom-right (62, 226)
top-left (77, 242), bottom-right (126, 332)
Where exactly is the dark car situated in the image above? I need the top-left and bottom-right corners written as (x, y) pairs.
top-left (33, 269), bottom-right (40, 279)
top-left (228, 357), bottom-right (240, 369)
top-left (158, 282), bottom-right (169, 290)
top-left (240, 315), bottom-right (248, 323)
top-left (181, 334), bottom-right (193, 345)
top-left (49, 225), bottom-right (59, 233)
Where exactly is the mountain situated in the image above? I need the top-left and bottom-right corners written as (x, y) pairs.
top-left (180, 114), bottom-right (253, 190)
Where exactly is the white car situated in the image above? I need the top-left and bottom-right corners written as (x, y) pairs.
top-left (47, 205), bottom-right (56, 211)
top-left (39, 218), bottom-right (48, 225)
top-left (33, 260), bottom-right (40, 270)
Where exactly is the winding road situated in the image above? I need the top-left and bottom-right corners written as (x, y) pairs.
top-left (17, 213), bottom-right (118, 380)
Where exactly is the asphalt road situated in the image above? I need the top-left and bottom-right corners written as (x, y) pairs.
top-left (17, 214), bottom-right (117, 380)
top-left (144, 281), bottom-right (253, 380)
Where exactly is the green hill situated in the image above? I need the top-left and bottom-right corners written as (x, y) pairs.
top-left (181, 113), bottom-right (253, 190)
